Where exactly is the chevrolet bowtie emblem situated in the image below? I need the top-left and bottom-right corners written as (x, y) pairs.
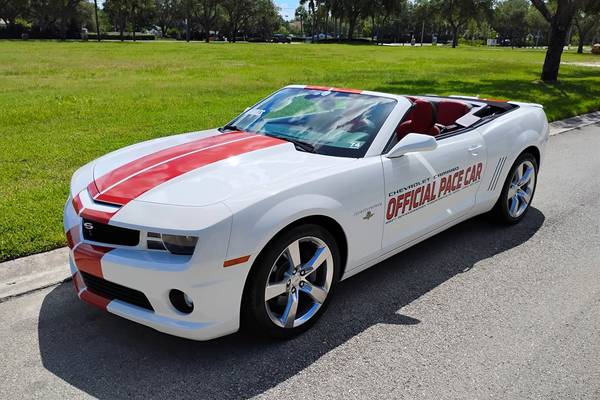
top-left (363, 211), bottom-right (374, 220)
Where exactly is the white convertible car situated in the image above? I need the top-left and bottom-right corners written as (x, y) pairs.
top-left (64, 85), bottom-right (549, 340)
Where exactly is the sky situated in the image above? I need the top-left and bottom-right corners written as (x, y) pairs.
top-left (275, 0), bottom-right (298, 20)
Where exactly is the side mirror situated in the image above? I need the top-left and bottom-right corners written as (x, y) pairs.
top-left (386, 133), bottom-right (437, 159)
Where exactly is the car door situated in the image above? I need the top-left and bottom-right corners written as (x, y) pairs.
top-left (381, 129), bottom-right (487, 251)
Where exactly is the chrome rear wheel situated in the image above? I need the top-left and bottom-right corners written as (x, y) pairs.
top-left (491, 152), bottom-right (538, 225)
top-left (507, 160), bottom-right (536, 218)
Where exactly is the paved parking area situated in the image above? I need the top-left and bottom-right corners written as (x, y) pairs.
top-left (0, 124), bottom-right (599, 399)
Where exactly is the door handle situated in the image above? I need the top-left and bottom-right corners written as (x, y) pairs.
top-left (468, 145), bottom-right (483, 155)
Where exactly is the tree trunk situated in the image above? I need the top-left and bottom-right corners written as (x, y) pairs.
top-left (348, 15), bottom-right (357, 40)
top-left (451, 26), bottom-right (458, 48)
top-left (577, 32), bottom-right (584, 54)
top-left (186, 7), bottom-right (191, 42)
top-left (93, 0), bottom-right (100, 41)
top-left (541, 16), bottom-right (571, 82)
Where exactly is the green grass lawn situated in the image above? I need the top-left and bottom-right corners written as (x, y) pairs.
top-left (1, 41), bottom-right (599, 262)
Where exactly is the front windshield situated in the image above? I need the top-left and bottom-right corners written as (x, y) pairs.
top-left (229, 88), bottom-right (397, 158)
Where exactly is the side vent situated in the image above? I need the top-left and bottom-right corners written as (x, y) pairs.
top-left (488, 156), bottom-right (507, 191)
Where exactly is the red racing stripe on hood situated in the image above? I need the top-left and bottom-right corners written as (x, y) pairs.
top-left (93, 132), bottom-right (284, 206)
top-left (92, 132), bottom-right (249, 196)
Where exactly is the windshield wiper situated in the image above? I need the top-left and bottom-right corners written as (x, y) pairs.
top-left (265, 133), bottom-right (316, 153)
top-left (218, 124), bottom-right (242, 132)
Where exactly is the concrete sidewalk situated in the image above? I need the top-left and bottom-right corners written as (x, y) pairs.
top-left (1, 111), bottom-right (599, 301)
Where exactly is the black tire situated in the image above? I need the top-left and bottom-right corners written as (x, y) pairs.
top-left (241, 224), bottom-right (341, 340)
top-left (491, 152), bottom-right (538, 224)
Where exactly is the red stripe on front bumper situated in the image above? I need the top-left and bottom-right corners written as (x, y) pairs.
top-left (80, 289), bottom-right (111, 310)
top-left (73, 244), bottom-right (112, 278)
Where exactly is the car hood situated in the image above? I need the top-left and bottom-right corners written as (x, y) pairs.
top-left (90, 129), bottom-right (354, 208)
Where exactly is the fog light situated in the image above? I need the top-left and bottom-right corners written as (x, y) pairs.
top-left (169, 289), bottom-right (194, 314)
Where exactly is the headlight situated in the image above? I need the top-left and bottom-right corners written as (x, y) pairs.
top-left (147, 232), bottom-right (198, 255)
top-left (161, 234), bottom-right (198, 255)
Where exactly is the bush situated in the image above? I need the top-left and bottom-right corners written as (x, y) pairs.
top-left (87, 32), bottom-right (155, 41)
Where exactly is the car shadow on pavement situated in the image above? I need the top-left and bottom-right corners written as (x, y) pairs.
top-left (38, 208), bottom-right (544, 399)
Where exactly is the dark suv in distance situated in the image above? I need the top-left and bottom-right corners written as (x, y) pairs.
top-left (272, 34), bottom-right (292, 43)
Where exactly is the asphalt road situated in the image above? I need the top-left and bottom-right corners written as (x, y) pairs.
top-left (1, 125), bottom-right (599, 400)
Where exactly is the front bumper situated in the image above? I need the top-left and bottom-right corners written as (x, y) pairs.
top-left (64, 195), bottom-right (252, 341)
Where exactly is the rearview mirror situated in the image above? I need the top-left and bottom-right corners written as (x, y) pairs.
top-left (386, 133), bottom-right (437, 159)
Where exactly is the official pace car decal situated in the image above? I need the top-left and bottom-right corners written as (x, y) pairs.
top-left (386, 162), bottom-right (483, 223)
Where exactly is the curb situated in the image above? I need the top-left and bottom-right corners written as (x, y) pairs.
top-left (1, 111), bottom-right (599, 302)
top-left (0, 248), bottom-right (71, 302)
top-left (549, 111), bottom-right (600, 136)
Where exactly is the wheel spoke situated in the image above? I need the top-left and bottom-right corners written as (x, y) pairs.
top-left (302, 246), bottom-right (329, 275)
top-left (285, 240), bottom-right (302, 269)
top-left (518, 187), bottom-right (531, 204)
top-left (509, 195), bottom-right (519, 216)
top-left (518, 167), bottom-right (532, 187)
top-left (300, 282), bottom-right (328, 304)
top-left (265, 281), bottom-right (288, 301)
top-left (280, 290), bottom-right (299, 328)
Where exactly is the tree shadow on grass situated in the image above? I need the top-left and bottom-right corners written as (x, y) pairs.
top-left (38, 209), bottom-right (544, 399)
top-left (373, 73), bottom-right (600, 120)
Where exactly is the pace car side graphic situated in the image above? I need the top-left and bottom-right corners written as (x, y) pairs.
top-left (386, 162), bottom-right (483, 222)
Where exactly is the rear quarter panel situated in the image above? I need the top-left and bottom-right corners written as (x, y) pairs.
top-left (474, 106), bottom-right (549, 213)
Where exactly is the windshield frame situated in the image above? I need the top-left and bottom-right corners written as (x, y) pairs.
top-left (225, 85), bottom-right (411, 158)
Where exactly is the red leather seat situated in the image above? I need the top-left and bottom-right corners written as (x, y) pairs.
top-left (396, 99), bottom-right (440, 141)
top-left (436, 100), bottom-right (471, 126)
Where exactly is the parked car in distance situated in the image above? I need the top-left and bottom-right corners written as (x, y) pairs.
top-left (272, 34), bottom-right (292, 43)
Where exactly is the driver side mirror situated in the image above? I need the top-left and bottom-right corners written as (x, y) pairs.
top-left (386, 133), bottom-right (437, 159)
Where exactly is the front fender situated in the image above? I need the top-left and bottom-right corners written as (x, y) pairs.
top-left (226, 194), bottom-right (344, 267)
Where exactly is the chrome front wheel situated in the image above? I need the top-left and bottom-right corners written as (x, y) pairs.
top-left (242, 224), bottom-right (340, 339)
top-left (264, 236), bottom-right (334, 329)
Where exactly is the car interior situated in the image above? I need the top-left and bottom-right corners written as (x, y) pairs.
top-left (395, 96), bottom-right (517, 143)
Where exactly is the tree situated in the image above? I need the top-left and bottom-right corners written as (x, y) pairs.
top-left (104, 0), bottom-right (129, 40)
top-left (294, 5), bottom-right (307, 35)
top-left (530, 0), bottom-right (585, 82)
top-left (0, 0), bottom-right (30, 29)
top-left (29, 0), bottom-right (82, 39)
top-left (245, 0), bottom-right (280, 39)
top-left (194, 0), bottom-right (219, 42)
top-left (155, 0), bottom-right (182, 37)
top-left (341, 0), bottom-right (370, 40)
top-left (431, 0), bottom-right (493, 48)
top-left (222, 0), bottom-right (253, 42)
top-left (573, 0), bottom-right (600, 53)
top-left (134, 0), bottom-right (155, 40)
top-left (493, 0), bottom-right (530, 47)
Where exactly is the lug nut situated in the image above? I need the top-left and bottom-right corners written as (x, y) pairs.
top-left (299, 282), bottom-right (305, 287)
top-left (291, 287), bottom-right (296, 293)
top-left (293, 268), bottom-right (297, 274)
top-left (300, 270), bottom-right (305, 276)
top-left (287, 280), bottom-right (291, 286)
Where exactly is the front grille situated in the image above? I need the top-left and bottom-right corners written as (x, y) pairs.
top-left (81, 272), bottom-right (154, 311)
top-left (82, 219), bottom-right (140, 246)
